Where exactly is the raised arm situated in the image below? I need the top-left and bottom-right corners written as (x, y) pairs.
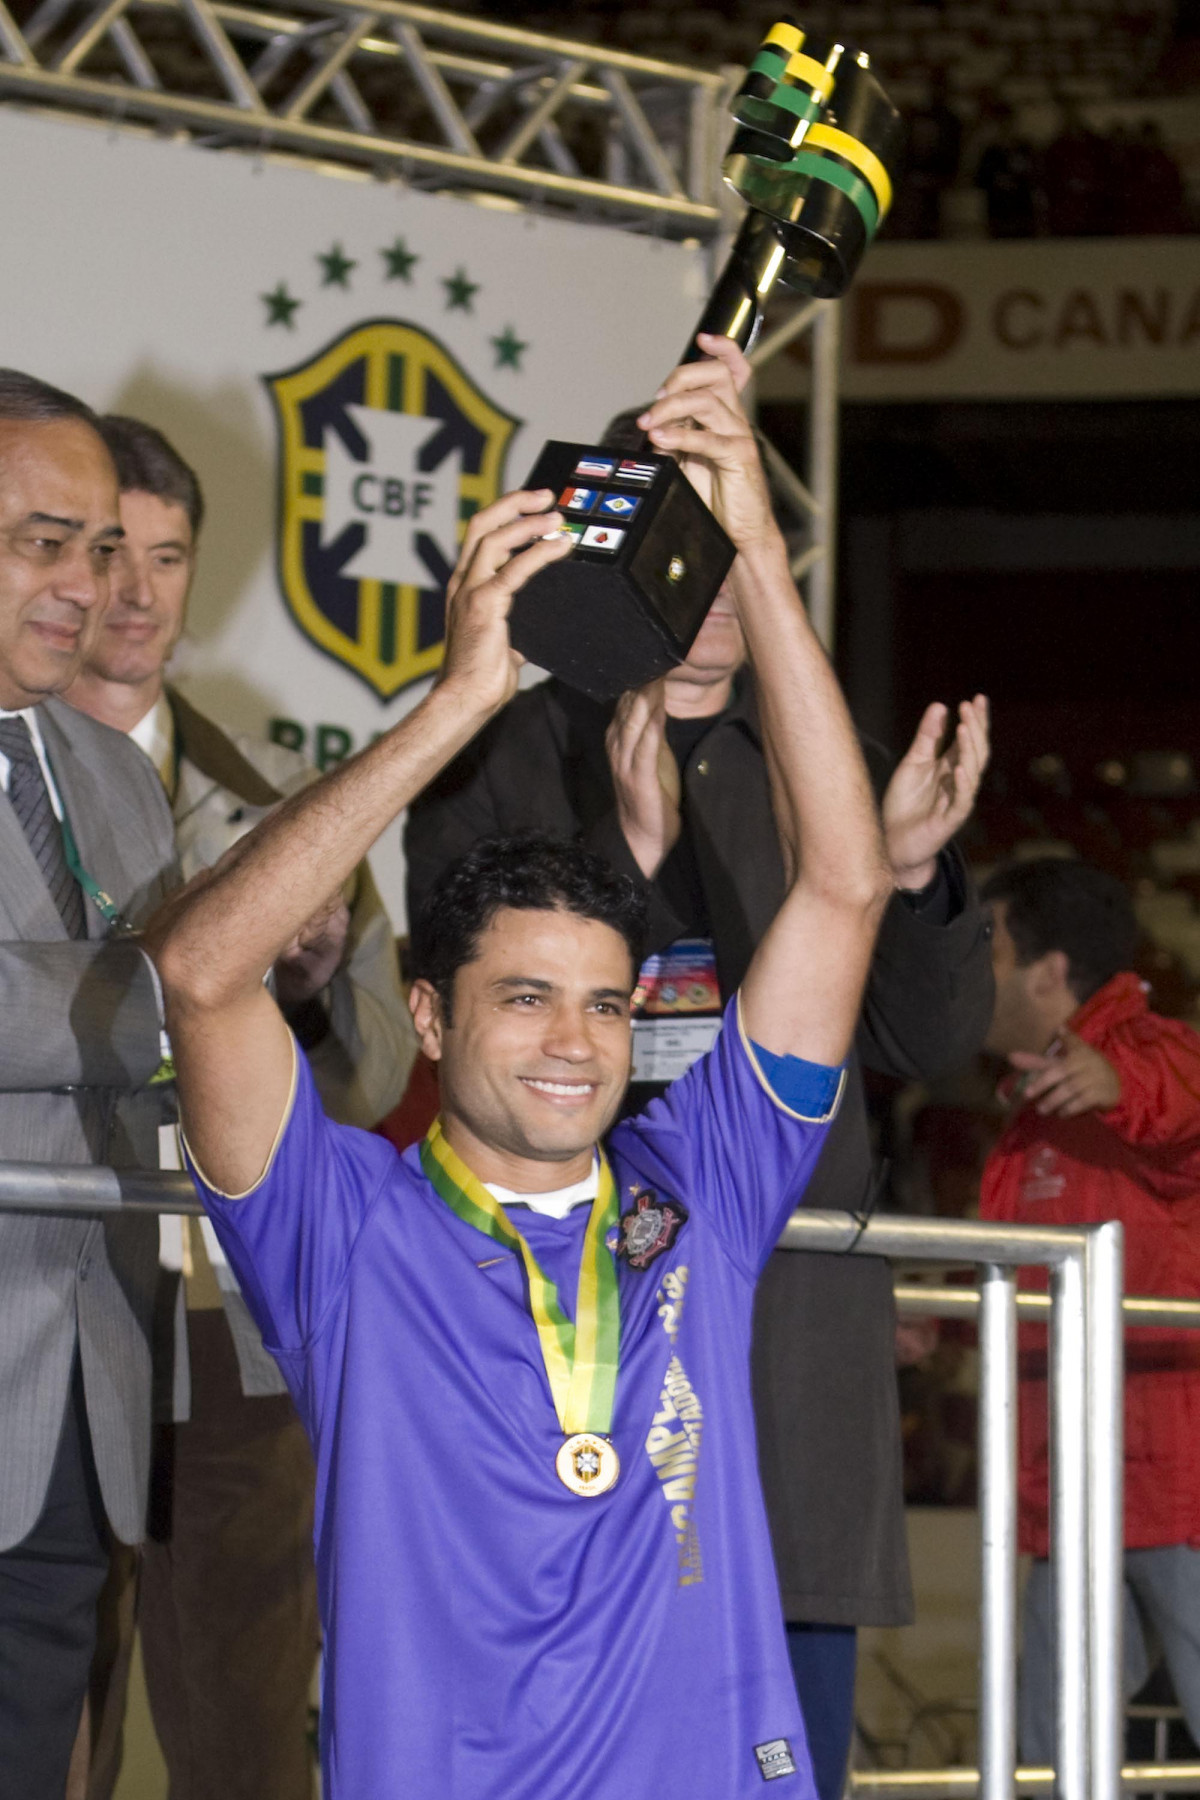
top-left (638, 335), bottom-right (891, 1066)
top-left (146, 498), bottom-right (570, 1194)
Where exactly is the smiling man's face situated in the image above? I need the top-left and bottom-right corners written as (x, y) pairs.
top-left (412, 905), bottom-right (635, 1186)
top-left (0, 417), bottom-right (122, 708)
top-left (84, 488), bottom-right (194, 690)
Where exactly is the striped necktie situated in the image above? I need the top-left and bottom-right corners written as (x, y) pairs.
top-left (0, 716), bottom-right (87, 939)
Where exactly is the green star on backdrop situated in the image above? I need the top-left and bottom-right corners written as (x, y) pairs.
top-left (443, 267), bottom-right (480, 312)
top-left (261, 281), bottom-right (301, 328)
top-left (491, 326), bottom-right (529, 371)
top-left (381, 237), bottom-right (419, 282)
top-left (318, 242), bottom-right (356, 287)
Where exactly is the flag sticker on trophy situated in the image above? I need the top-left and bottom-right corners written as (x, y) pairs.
top-left (581, 525), bottom-right (626, 552)
top-left (561, 487), bottom-right (601, 514)
top-left (599, 495), bottom-right (641, 520)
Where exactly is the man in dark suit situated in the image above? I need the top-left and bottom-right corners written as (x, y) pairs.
top-left (405, 355), bottom-right (994, 1794)
top-left (0, 370), bottom-right (177, 1795)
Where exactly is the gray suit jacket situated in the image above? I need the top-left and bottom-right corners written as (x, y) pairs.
top-left (0, 696), bottom-right (176, 1550)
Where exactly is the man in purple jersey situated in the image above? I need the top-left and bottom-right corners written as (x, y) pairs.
top-left (145, 337), bottom-right (893, 1798)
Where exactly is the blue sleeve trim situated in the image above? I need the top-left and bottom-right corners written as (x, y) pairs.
top-left (749, 1037), bottom-right (845, 1120)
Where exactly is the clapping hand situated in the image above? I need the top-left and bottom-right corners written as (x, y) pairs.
top-left (606, 678), bottom-right (682, 880)
top-left (274, 895), bottom-right (351, 1008)
top-left (882, 696), bottom-right (990, 891)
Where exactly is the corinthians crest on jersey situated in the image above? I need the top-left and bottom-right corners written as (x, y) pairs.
top-left (265, 319), bottom-right (518, 700)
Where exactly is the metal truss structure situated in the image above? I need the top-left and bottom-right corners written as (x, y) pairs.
top-left (0, 0), bottom-right (842, 640)
top-left (0, 0), bottom-right (727, 235)
top-left (748, 298), bottom-right (840, 650)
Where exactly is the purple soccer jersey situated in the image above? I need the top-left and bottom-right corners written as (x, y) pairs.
top-left (189, 998), bottom-right (844, 1799)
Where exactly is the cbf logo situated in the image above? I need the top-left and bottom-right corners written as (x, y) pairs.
top-left (266, 319), bottom-right (518, 699)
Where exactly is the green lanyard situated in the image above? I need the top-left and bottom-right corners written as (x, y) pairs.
top-left (45, 753), bottom-right (174, 1083)
top-left (38, 750), bottom-right (130, 933)
top-left (57, 806), bottom-right (130, 932)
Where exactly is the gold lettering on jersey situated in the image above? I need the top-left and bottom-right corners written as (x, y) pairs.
top-left (647, 1266), bottom-right (705, 1585)
top-left (656, 1264), bottom-right (688, 1341)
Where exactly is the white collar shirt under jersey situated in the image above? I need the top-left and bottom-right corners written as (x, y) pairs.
top-left (0, 704), bottom-right (63, 818)
top-left (485, 1158), bottom-right (599, 1220)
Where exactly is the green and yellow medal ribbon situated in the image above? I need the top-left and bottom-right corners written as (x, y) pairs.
top-left (420, 1119), bottom-right (621, 1437)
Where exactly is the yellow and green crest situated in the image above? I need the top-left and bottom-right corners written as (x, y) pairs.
top-left (265, 319), bottom-right (518, 699)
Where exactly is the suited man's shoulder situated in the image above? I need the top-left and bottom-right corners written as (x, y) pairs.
top-left (39, 695), bottom-right (173, 829)
top-left (40, 693), bottom-right (145, 764)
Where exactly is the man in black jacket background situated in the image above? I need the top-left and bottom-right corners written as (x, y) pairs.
top-left (406, 400), bottom-right (992, 1797)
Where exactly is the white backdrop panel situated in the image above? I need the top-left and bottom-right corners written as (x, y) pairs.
top-left (0, 107), bottom-right (708, 924)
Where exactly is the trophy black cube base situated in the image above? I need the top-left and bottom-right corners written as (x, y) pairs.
top-left (508, 441), bottom-right (735, 702)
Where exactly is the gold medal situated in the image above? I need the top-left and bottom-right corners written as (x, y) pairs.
top-left (556, 1433), bottom-right (620, 1498)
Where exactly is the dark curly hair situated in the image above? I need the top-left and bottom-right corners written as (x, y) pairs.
top-left (982, 857), bottom-right (1138, 1004)
top-left (412, 832), bottom-right (647, 1020)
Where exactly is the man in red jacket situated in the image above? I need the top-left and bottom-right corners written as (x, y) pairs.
top-left (980, 856), bottom-right (1200, 1759)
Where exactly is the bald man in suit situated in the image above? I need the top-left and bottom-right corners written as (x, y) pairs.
top-left (0, 369), bottom-right (178, 1795)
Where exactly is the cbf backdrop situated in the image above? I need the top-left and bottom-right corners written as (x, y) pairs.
top-left (0, 107), bottom-right (708, 922)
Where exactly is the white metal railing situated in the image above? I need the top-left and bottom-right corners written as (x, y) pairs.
top-left (779, 1208), bottom-right (1125, 1800)
top-left (865, 1279), bottom-right (1200, 1800)
top-left (0, 1158), bottom-right (200, 1215)
top-left (5, 1165), bottom-right (1170, 1798)
top-left (851, 1768), bottom-right (1200, 1798)
top-left (895, 1286), bottom-right (1200, 1330)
